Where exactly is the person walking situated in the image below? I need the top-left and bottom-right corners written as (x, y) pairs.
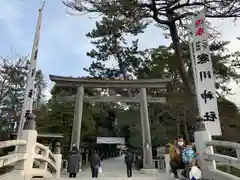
top-left (90, 150), bottom-right (100, 178)
top-left (125, 149), bottom-right (134, 178)
top-left (67, 145), bottom-right (81, 178)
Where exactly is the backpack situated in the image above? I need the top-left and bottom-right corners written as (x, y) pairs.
top-left (125, 152), bottom-right (133, 163)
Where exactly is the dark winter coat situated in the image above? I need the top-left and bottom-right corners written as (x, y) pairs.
top-left (125, 152), bottom-right (133, 164)
top-left (67, 147), bottom-right (81, 173)
top-left (90, 152), bottom-right (100, 168)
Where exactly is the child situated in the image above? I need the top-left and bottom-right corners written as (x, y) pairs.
top-left (182, 144), bottom-right (196, 166)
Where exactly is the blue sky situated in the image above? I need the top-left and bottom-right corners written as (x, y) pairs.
top-left (0, 0), bottom-right (168, 87)
top-left (0, 0), bottom-right (240, 103)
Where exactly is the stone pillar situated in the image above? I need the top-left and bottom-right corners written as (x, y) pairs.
top-left (139, 88), bottom-right (153, 169)
top-left (164, 146), bottom-right (170, 173)
top-left (194, 120), bottom-right (216, 179)
top-left (236, 149), bottom-right (240, 173)
top-left (39, 148), bottom-right (49, 170)
top-left (14, 114), bottom-right (37, 178)
top-left (62, 159), bottom-right (68, 173)
top-left (86, 150), bottom-right (89, 165)
top-left (71, 86), bottom-right (84, 149)
top-left (53, 142), bottom-right (62, 178)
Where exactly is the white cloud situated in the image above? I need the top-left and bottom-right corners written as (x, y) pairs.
top-left (42, 87), bottom-right (52, 102)
top-left (210, 19), bottom-right (240, 105)
top-left (211, 19), bottom-right (240, 52)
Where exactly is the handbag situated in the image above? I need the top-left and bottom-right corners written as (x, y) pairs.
top-left (189, 166), bottom-right (202, 180)
top-left (98, 166), bottom-right (103, 174)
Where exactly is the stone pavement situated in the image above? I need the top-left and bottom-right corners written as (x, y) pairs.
top-left (58, 155), bottom-right (172, 180)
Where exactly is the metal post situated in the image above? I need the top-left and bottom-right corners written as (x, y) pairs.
top-left (71, 86), bottom-right (84, 149)
top-left (140, 88), bottom-right (153, 169)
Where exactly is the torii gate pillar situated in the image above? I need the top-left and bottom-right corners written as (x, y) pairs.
top-left (71, 86), bottom-right (84, 149)
top-left (140, 88), bottom-right (153, 169)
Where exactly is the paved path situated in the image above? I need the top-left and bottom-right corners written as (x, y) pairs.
top-left (59, 155), bottom-right (172, 180)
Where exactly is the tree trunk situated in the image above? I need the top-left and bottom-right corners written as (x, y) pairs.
top-left (176, 119), bottom-right (180, 136)
top-left (169, 22), bottom-right (198, 118)
top-left (183, 107), bottom-right (190, 143)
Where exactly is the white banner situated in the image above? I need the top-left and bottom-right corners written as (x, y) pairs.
top-left (97, 137), bottom-right (125, 144)
top-left (117, 144), bottom-right (126, 149)
top-left (17, 3), bottom-right (45, 139)
top-left (190, 9), bottom-right (222, 135)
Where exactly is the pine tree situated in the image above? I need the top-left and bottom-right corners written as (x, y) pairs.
top-left (85, 15), bottom-right (147, 80)
top-left (34, 70), bottom-right (46, 109)
top-left (0, 56), bottom-right (46, 134)
top-left (65, 0), bottom-right (240, 119)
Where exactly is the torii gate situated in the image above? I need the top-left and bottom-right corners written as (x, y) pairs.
top-left (49, 75), bottom-right (172, 169)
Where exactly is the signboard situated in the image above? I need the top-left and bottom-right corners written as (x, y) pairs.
top-left (157, 146), bottom-right (166, 157)
top-left (190, 9), bottom-right (222, 135)
top-left (97, 137), bottom-right (125, 144)
top-left (117, 144), bottom-right (126, 149)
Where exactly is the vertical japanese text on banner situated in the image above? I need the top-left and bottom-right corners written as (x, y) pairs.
top-left (190, 10), bottom-right (221, 135)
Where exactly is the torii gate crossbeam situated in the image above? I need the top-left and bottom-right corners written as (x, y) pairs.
top-left (49, 75), bottom-right (172, 170)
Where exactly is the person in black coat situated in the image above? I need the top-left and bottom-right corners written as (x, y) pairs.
top-left (89, 150), bottom-right (100, 178)
top-left (67, 145), bottom-right (81, 178)
top-left (125, 149), bottom-right (134, 177)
